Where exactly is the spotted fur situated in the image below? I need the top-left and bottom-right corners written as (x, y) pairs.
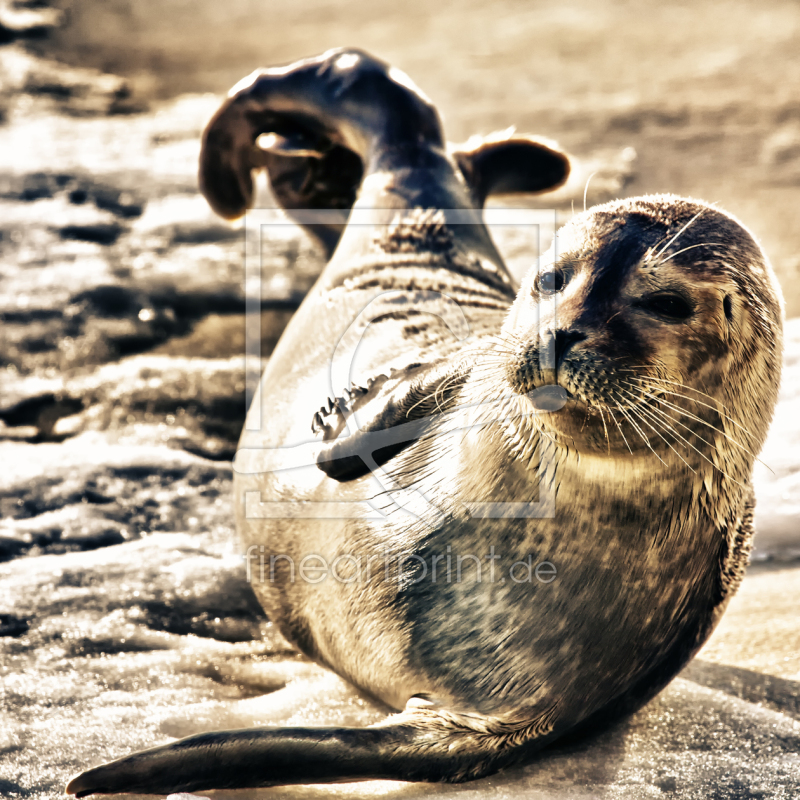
top-left (67, 49), bottom-right (783, 798)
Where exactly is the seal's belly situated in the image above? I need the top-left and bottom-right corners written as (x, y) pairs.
top-left (237, 436), bottom-right (717, 718)
top-left (400, 514), bottom-right (717, 716)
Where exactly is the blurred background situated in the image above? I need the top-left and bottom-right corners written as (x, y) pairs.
top-left (17, 0), bottom-right (800, 311)
top-left (2, 2), bottom-right (800, 797)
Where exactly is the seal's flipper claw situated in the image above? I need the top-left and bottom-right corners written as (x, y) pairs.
top-left (453, 132), bottom-right (570, 207)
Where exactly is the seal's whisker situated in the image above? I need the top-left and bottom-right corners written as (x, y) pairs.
top-left (627, 382), bottom-right (759, 460)
top-left (458, 346), bottom-right (514, 362)
top-left (618, 386), bottom-right (744, 486)
top-left (642, 400), bottom-right (719, 456)
top-left (486, 332), bottom-right (524, 349)
top-left (639, 396), bottom-right (728, 460)
top-left (472, 346), bottom-right (518, 361)
top-left (532, 424), bottom-right (560, 449)
top-left (597, 406), bottom-right (611, 455)
top-left (615, 365), bottom-right (670, 373)
top-left (639, 409), bottom-right (704, 475)
top-left (621, 397), bottom-right (697, 474)
top-left (641, 403), bottom-right (744, 487)
top-left (607, 406), bottom-right (633, 455)
top-left (404, 389), bottom-right (442, 418)
top-left (477, 352), bottom-right (517, 363)
top-left (435, 374), bottom-right (467, 412)
top-left (583, 171), bottom-right (597, 213)
top-left (625, 377), bottom-right (757, 442)
top-left (619, 407), bottom-right (667, 466)
top-left (404, 392), bottom-right (434, 418)
top-left (653, 208), bottom-right (708, 261)
top-left (613, 402), bottom-right (667, 466)
top-left (622, 380), bottom-right (713, 422)
top-left (479, 339), bottom-right (519, 353)
top-left (657, 241), bottom-right (723, 265)
top-left (580, 403), bottom-right (591, 433)
top-left (629, 396), bottom-right (694, 451)
top-left (627, 375), bottom-right (724, 407)
top-left (646, 388), bottom-right (757, 449)
top-left (642, 413), bottom-right (699, 474)
top-left (648, 228), bottom-right (683, 257)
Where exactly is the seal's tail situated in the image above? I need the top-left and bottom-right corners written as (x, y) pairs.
top-left (199, 47), bottom-right (569, 256)
top-left (65, 712), bottom-right (546, 797)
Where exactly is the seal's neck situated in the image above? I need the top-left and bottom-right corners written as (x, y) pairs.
top-left (454, 372), bottom-right (698, 508)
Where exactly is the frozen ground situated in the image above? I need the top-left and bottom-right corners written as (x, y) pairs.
top-left (1, 2), bottom-right (799, 798)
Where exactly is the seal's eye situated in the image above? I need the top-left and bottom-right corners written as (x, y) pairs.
top-left (641, 293), bottom-right (693, 321)
top-left (534, 269), bottom-right (568, 296)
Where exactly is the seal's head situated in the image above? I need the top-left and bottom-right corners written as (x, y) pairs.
top-left (498, 195), bottom-right (783, 480)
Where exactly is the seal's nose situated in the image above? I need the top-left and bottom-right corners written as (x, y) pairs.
top-left (536, 329), bottom-right (586, 387)
top-left (554, 330), bottom-right (587, 369)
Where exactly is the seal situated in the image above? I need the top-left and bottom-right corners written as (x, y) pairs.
top-left (66, 48), bottom-right (784, 796)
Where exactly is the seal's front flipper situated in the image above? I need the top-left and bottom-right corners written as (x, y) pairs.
top-left (452, 131), bottom-right (570, 208)
top-left (65, 709), bottom-right (553, 796)
top-left (314, 363), bottom-right (469, 482)
top-left (65, 727), bottom-right (406, 797)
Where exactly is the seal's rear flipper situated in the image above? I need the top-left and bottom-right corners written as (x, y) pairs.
top-left (199, 48), bottom-right (444, 257)
top-left (65, 710), bottom-right (553, 796)
top-left (452, 131), bottom-right (571, 207)
top-left (199, 48), bottom-right (569, 258)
